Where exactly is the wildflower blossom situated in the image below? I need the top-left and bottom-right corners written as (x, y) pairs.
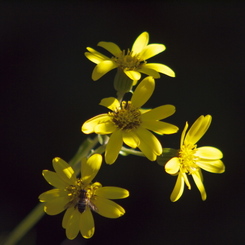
top-left (165, 115), bottom-right (225, 202)
top-left (85, 31), bottom-right (175, 81)
top-left (82, 76), bottom-right (178, 164)
top-left (39, 154), bottom-right (129, 239)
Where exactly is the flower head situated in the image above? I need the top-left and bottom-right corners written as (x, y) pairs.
top-left (39, 154), bottom-right (129, 239)
top-left (82, 76), bottom-right (179, 164)
top-left (85, 31), bottom-right (175, 82)
top-left (165, 115), bottom-right (225, 202)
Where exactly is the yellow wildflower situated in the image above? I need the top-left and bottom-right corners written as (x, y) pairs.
top-left (82, 76), bottom-right (179, 164)
top-left (39, 154), bottom-right (129, 239)
top-left (85, 31), bottom-right (175, 81)
top-left (165, 115), bottom-right (225, 202)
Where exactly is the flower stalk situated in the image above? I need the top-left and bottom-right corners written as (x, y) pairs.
top-left (3, 203), bottom-right (45, 245)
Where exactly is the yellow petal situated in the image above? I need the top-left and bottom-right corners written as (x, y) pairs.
top-left (124, 70), bottom-right (141, 81)
top-left (138, 143), bottom-right (156, 160)
top-left (141, 120), bottom-right (179, 135)
top-left (141, 63), bottom-right (175, 77)
top-left (85, 47), bottom-right (109, 64)
top-left (105, 130), bottom-right (123, 164)
top-left (42, 170), bottom-right (67, 189)
top-left (141, 104), bottom-right (176, 120)
top-left (140, 44), bottom-right (166, 60)
top-left (197, 159), bottom-right (225, 173)
top-left (122, 131), bottom-right (140, 148)
top-left (196, 146), bottom-right (223, 160)
top-left (95, 187), bottom-right (129, 199)
top-left (79, 208), bottom-right (95, 239)
top-left (95, 122), bottom-right (116, 134)
top-left (97, 41), bottom-right (122, 56)
top-left (62, 206), bottom-right (74, 229)
top-left (192, 171), bottom-right (207, 200)
top-left (165, 157), bottom-right (180, 175)
top-left (170, 173), bottom-right (184, 202)
top-left (99, 97), bottom-right (120, 111)
top-left (137, 127), bottom-right (162, 155)
top-left (198, 168), bottom-right (204, 182)
top-left (185, 115), bottom-right (212, 145)
top-left (180, 122), bottom-right (189, 147)
top-left (93, 197), bottom-right (125, 218)
top-left (137, 67), bottom-right (160, 78)
top-left (43, 197), bottom-right (68, 215)
top-left (39, 189), bottom-right (67, 202)
top-left (136, 127), bottom-right (162, 161)
top-left (65, 208), bottom-right (80, 240)
top-left (82, 114), bottom-right (111, 134)
top-left (132, 31), bottom-right (149, 54)
top-left (81, 154), bottom-right (102, 185)
top-left (131, 76), bottom-right (155, 108)
top-left (182, 172), bottom-right (191, 190)
top-left (52, 157), bottom-right (76, 185)
top-left (92, 60), bottom-right (117, 81)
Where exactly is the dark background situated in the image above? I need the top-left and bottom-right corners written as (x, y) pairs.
top-left (1, 1), bottom-right (244, 245)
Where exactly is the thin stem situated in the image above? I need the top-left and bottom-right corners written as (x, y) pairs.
top-left (3, 203), bottom-right (44, 245)
top-left (120, 147), bottom-right (145, 157)
top-left (70, 136), bottom-right (99, 175)
top-left (116, 91), bottom-right (125, 103)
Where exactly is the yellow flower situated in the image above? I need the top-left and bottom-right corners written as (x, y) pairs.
top-left (82, 76), bottom-right (179, 164)
top-left (85, 31), bottom-right (175, 81)
top-left (39, 154), bottom-right (129, 239)
top-left (165, 115), bottom-right (225, 202)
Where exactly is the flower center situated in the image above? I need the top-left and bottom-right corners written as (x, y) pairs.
top-left (112, 49), bottom-right (145, 70)
top-left (179, 144), bottom-right (198, 174)
top-left (109, 101), bottom-right (142, 131)
top-left (65, 179), bottom-right (100, 213)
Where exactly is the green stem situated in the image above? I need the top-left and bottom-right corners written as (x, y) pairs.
top-left (3, 203), bottom-right (44, 245)
top-left (120, 147), bottom-right (145, 157)
top-left (69, 136), bottom-right (99, 175)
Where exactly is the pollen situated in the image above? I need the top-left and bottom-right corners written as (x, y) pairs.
top-left (112, 49), bottom-right (145, 70)
top-left (65, 179), bottom-right (85, 208)
top-left (179, 144), bottom-right (198, 174)
top-left (109, 101), bottom-right (142, 131)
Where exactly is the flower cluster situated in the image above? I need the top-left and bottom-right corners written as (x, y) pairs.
top-left (39, 31), bottom-right (225, 241)
top-left (39, 154), bottom-right (129, 239)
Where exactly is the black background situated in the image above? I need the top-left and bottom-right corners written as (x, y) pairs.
top-left (1, 1), bottom-right (244, 245)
